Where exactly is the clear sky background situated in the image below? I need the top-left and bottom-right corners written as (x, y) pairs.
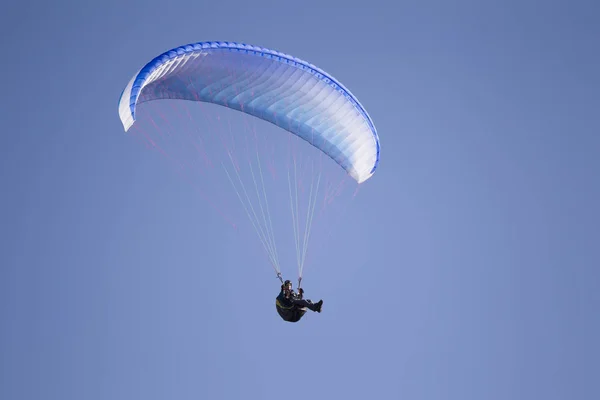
top-left (1, 0), bottom-right (599, 399)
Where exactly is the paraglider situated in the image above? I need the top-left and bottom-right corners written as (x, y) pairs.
top-left (118, 41), bottom-right (379, 321)
top-left (276, 280), bottom-right (323, 323)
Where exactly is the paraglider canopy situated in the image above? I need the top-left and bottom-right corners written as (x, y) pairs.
top-left (118, 41), bottom-right (380, 184)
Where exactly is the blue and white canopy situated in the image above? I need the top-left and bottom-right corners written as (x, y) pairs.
top-left (118, 41), bottom-right (380, 183)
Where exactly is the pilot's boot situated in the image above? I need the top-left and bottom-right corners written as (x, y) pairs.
top-left (314, 300), bottom-right (323, 313)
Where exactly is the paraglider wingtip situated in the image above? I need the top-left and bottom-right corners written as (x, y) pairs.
top-left (121, 117), bottom-right (135, 132)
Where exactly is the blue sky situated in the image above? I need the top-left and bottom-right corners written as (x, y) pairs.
top-left (1, 0), bottom-right (599, 399)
